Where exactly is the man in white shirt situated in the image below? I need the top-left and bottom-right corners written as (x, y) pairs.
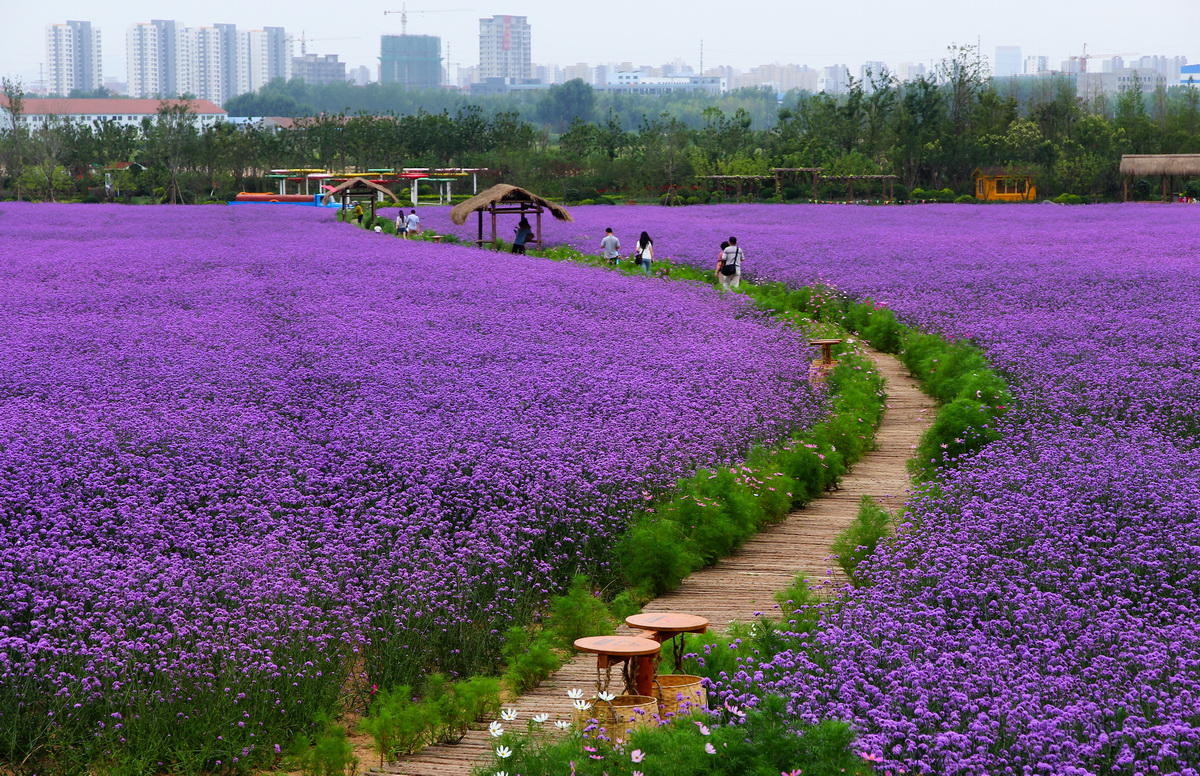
top-left (404, 209), bottom-right (420, 239)
top-left (600, 227), bottom-right (621, 265)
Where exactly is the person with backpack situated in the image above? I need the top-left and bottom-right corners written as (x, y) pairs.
top-left (718, 236), bottom-right (743, 290)
top-left (633, 231), bottom-right (654, 275)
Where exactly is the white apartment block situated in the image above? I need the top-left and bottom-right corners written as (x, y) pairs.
top-left (479, 15), bottom-right (531, 80)
top-left (126, 20), bottom-right (290, 105)
top-left (1024, 56), bottom-right (1049, 75)
top-left (127, 20), bottom-right (180, 98)
top-left (818, 65), bottom-right (849, 94)
top-left (896, 62), bottom-right (927, 82)
top-left (994, 46), bottom-right (1021, 78)
top-left (734, 64), bottom-right (818, 93)
top-left (46, 21), bottom-right (103, 96)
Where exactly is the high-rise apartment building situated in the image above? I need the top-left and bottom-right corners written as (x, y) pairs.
top-left (734, 63), bottom-right (818, 93)
top-left (380, 35), bottom-right (443, 89)
top-left (1023, 55), bottom-right (1049, 75)
top-left (479, 15), bottom-right (531, 80)
top-left (126, 21), bottom-right (290, 104)
top-left (127, 20), bottom-right (180, 98)
top-left (293, 54), bottom-right (348, 86)
top-left (994, 46), bottom-right (1022, 78)
top-left (245, 28), bottom-right (290, 92)
top-left (818, 65), bottom-right (849, 95)
top-left (46, 21), bottom-right (103, 96)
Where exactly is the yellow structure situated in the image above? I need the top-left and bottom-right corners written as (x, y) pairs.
top-left (972, 167), bottom-right (1036, 201)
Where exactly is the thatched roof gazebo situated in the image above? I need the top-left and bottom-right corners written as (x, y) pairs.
top-left (1119, 154), bottom-right (1200, 201)
top-left (450, 184), bottom-right (573, 248)
top-left (327, 177), bottom-right (402, 219)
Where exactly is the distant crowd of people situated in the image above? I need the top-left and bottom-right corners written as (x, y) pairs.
top-left (351, 205), bottom-right (746, 287)
top-left (601, 227), bottom-right (744, 289)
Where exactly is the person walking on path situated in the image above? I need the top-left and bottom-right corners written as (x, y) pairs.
top-left (512, 216), bottom-right (532, 254)
top-left (404, 209), bottom-right (420, 239)
top-left (634, 231), bottom-right (654, 276)
top-left (352, 202), bottom-right (364, 224)
top-left (395, 209), bottom-right (407, 237)
top-left (718, 236), bottom-right (744, 290)
top-left (600, 227), bottom-right (621, 266)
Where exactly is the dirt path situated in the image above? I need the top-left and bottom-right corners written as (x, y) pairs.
top-left (363, 346), bottom-right (932, 776)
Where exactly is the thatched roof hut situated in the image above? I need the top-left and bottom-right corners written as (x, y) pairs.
top-left (450, 184), bottom-right (572, 249)
top-left (1119, 155), bottom-right (1200, 201)
top-left (1118, 154), bottom-right (1200, 176)
top-left (327, 177), bottom-right (401, 204)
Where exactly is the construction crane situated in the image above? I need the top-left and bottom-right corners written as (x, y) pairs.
top-left (1070, 44), bottom-right (1140, 74)
top-left (383, 4), bottom-right (469, 35)
top-left (288, 31), bottom-right (360, 56)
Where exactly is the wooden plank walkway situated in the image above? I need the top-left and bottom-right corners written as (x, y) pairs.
top-left (365, 346), bottom-right (932, 775)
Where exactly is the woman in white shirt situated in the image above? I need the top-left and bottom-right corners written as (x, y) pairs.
top-left (634, 231), bottom-right (654, 276)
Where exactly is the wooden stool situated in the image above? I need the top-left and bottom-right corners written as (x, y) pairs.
top-left (625, 613), bottom-right (709, 672)
top-left (430, 235), bottom-right (443, 242)
top-left (573, 636), bottom-right (662, 696)
top-left (809, 338), bottom-right (843, 366)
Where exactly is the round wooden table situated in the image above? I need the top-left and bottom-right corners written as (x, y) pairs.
top-left (625, 613), bottom-right (710, 672)
top-left (809, 338), bottom-right (844, 366)
top-left (573, 636), bottom-right (662, 696)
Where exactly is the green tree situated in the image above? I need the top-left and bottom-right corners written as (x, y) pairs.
top-left (1, 77), bottom-right (28, 199)
top-left (538, 79), bottom-right (596, 132)
top-left (142, 99), bottom-right (202, 203)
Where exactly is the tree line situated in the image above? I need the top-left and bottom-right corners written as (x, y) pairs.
top-left (3, 46), bottom-right (1199, 204)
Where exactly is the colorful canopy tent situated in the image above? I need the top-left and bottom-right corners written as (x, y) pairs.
top-left (1119, 154), bottom-right (1200, 202)
top-left (449, 184), bottom-right (573, 249)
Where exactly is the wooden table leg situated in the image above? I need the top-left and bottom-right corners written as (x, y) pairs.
top-left (634, 655), bottom-right (656, 697)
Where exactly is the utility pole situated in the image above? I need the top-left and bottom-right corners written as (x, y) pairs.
top-left (699, 40), bottom-right (704, 75)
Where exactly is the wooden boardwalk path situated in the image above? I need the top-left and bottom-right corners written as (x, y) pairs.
top-left (366, 347), bottom-right (932, 776)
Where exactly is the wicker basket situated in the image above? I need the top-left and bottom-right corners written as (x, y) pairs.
top-left (571, 695), bottom-right (659, 738)
top-left (653, 674), bottom-right (707, 716)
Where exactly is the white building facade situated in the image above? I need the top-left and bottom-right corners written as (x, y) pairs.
top-left (126, 20), bottom-right (290, 104)
top-left (46, 21), bottom-right (103, 96)
top-left (479, 15), bottom-right (531, 80)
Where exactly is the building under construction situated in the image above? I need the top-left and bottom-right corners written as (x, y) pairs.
top-left (379, 35), bottom-right (442, 89)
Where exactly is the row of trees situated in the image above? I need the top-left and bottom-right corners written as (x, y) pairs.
top-left (3, 46), bottom-right (1200, 204)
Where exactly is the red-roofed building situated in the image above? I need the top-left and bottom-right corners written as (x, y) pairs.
top-left (0, 97), bottom-right (226, 130)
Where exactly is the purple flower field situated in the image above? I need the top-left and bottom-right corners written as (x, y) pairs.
top-left (0, 203), bottom-right (827, 770)
top-left (431, 202), bottom-right (1200, 775)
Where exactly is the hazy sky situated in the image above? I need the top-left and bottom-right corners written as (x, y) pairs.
top-left (3, 0), bottom-right (1197, 86)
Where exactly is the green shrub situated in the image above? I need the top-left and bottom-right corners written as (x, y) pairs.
top-left (500, 625), bottom-right (562, 695)
top-left (288, 714), bottom-right (358, 776)
top-left (954, 194), bottom-right (976, 204)
top-left (913, 396), bottom-right (1002, 480)
top-left (545, 574), bottom-right (616, 645)
top-left (830, 495), bottom-right (893, 586)
top-left (1053, 192), bottom-right (1085, 205)
top-left (358, 685), bottom-right (430, 765)
top-left (477, 694), bottom-right (867, 776)
top-left (618, 518), bottom-right (702, 599)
